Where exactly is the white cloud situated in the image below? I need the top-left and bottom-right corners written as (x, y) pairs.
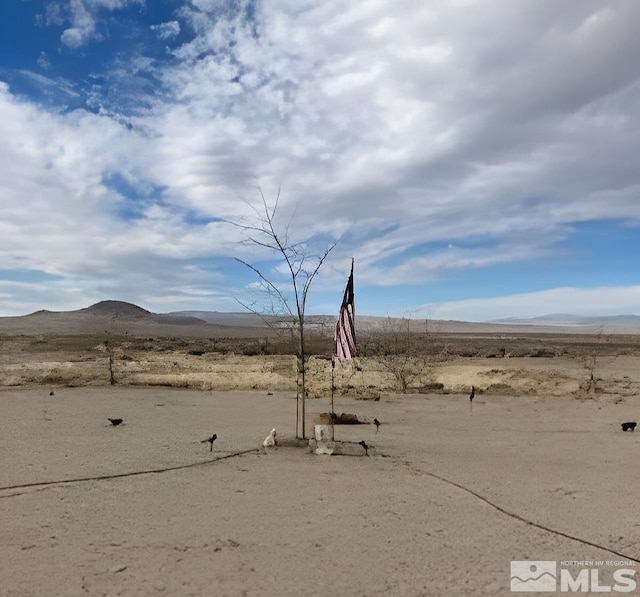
top-left (17, 70), bottom-right (79, 98)
top-left (60, 0), bottom-right (97, 47)
top-left (0, 79), bottom-right (252, 315)
top-left (144, 0), bottom-right (640, 246)
top-left (44, 3), bottom-right (65, 27)
top-left (150, 20), bottom-right (180, 40)
top-left (3, 1), bottom-right (640, 315)
top-left (54, 0), bottom-right (145, 47)
top-left (37, 52), bottom-right (52, 70)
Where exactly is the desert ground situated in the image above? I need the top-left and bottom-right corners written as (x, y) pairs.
top-left (1, 306), bottom-right (639, 596)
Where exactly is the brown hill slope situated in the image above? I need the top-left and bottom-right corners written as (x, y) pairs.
top-left (0, 300), bottom-right (216, 337)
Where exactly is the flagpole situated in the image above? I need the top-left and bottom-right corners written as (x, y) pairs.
top-left (330, 357), bottom-right (335, 441)
top-left (296, 369), bottom-right (300, 438)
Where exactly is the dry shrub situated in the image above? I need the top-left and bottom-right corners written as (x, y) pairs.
top-left (485, 383), bottom-right (515, 394)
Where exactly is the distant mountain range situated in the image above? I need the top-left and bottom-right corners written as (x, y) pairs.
top-left (490, 313), bottom-right (640, 330)
top-left (172, 309), bottom-right (640, 332)
top-left (0, 300), bottom-right (638, 335)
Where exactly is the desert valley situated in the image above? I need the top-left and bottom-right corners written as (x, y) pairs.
top-left (1, 301), bottom-right (639, 596)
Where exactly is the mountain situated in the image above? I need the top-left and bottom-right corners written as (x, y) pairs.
top-left (79, 300), bottom-right (205, 325)
top-left (80, 300), bottom-right (154, 319)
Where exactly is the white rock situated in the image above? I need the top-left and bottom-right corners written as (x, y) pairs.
top-left (263, 428), bottom-right (277, 447)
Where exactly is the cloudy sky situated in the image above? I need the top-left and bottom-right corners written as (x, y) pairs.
top-left (1, 0), bottom-right (639, 321)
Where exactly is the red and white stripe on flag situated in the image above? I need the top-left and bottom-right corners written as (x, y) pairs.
top-left (334, 261), bottom-right (356, 360)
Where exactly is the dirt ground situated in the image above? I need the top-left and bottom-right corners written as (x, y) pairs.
top-left (1, 319), bottom-right (639, 595)
top-left (1, 385), bottom-right (639, 596)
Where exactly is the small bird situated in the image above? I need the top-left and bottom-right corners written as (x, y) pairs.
top-left (621, 421), bottom-right (637, 432)
top-left (373, 418), bottom-right (381, 433)
top-left (108, 418), bottom-right (123, 426)
top-left (469, 386), bottom-right (475, 402)
top-left (358, 440), bottom-right (369, 456)
top-left (202, 433), bottom-right (217, 451)
top-left (49, 390), bottom-right (55, 396)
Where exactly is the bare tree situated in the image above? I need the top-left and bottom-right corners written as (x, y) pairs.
top-left (366, 315), bottom-right (433, 393)
top-left (577, 326), bottom-right (604, 399)
top-left (232, 190), bottom-right (337, 439)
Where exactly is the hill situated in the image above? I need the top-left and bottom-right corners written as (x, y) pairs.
top-left (0, 301), bottom-right (213, 337)
top-left (79, 300), bottom-right (205, 325)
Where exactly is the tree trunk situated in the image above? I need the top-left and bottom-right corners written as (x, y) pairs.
top-left (109, 353), bottom-right (116, 385)
top-left (298, 318), bottom-right (306, 439)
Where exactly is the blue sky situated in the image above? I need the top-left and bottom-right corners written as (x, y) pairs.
top-left (1, 0), bottom-right (639, 321)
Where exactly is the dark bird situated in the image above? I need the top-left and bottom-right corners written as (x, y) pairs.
top-left (108, 418), bottom-right (123, 426)
top-left (373, 418), bottom-right (381, 433)
top-left (469, 386), bottom-right (475, 402)
top-left (358, 440), bottom-right (369, 456)
top-left (621, 421), bottom-right (637, 432)
top-left (49, 390), bottom-right (55, 396)
top-left (202, 433), bottom-right (217, 451)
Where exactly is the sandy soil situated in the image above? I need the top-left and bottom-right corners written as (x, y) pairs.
top-left (1, 386), bottom-right (638, 596)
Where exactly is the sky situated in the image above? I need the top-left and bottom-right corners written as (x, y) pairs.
top-left (1, 0), bottom-right (639, 322)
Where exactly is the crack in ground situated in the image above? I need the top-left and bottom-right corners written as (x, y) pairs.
top-left (398, 457), bottom-right (640, 564)
top-left (0, 448), bottom-right (261, 494)
top-left (5, 441), bottom-right (637, 565)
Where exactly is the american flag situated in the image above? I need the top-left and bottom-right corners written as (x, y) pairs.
top-left (334, 260), bottom-right (357, 360)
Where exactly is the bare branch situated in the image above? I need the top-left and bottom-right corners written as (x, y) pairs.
top-left (233, 257), bottom-right (294, 319)
top-left (229, 188), bottom-right (340, 439)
